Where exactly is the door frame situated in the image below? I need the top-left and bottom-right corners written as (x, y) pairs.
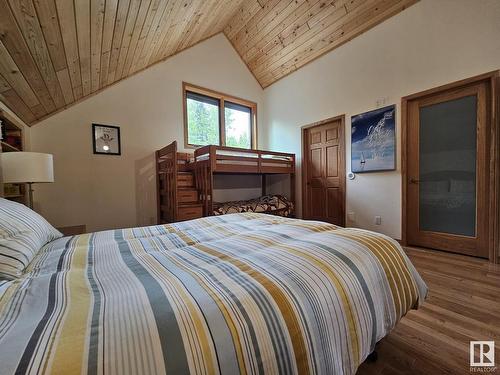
top-left (301, 114), bottom-right (346, 225)
top-left (401, 70), bottom-right (500, 263)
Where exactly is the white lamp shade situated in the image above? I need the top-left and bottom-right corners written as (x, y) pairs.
top-left (0, 152), bottom-right (54, 183)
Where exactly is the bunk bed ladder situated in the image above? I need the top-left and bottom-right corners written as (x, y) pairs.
top-left (155, 141), bottom-right (178, 224)
top-left (156, 141), bottom-right (204, 223)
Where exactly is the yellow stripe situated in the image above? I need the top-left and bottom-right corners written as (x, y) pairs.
top-left (130, 241), bottom-right (218, 375)
top-left (235, 231), bottom-right (363, 366)
top-left (167, 252), bottom-right (248, 375)
top-left (334, 230), bottom-right (418, 316)
top-left (48, 235), bottom-right (92, 374)
top-left (198, 243), bottom-right (311, 375)
top-left (0, 280), bottom-right (20, 315)
top-left (335, 231), bottom-right (404, 315)
top-left (350, 231), bottom-right (419, 311)
top-left (255, 237), bottom-right (362, 367)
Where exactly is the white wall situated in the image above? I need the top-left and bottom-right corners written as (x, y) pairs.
top-left (262, 0), bottom-right (500, 239)
top-left (213, 174), bottom-right (263, 202)
top-left (29, 34), bottom-right (264, 232)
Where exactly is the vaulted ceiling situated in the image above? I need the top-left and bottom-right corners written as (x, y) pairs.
top-left (225, 0), bottom-right (418, 88)
top-left (0, 0), bottom-right (417, 126)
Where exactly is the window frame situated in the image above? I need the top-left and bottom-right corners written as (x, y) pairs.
top-left (183, 82), bottom-right (257, 149)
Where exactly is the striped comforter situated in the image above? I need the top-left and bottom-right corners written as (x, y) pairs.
top-left (0, 213), bottom-right (427, 375)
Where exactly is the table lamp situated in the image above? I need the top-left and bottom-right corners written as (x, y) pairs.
top-left (0, 152), bottom-right (54, 209)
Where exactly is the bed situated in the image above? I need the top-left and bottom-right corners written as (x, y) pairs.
top-left (212, 194), bottom-right (294, 217)
top-left (156, 142), bottom-right (296, 223)
top-left (192, 144), bottom-right (296, 219)
top-left (0, 211), bottom-right (427, 375)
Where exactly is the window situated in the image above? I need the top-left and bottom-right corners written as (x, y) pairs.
top-left (186, 91), bottom-right (220, 146)
top-left (224, 102), bottom-right (252, 149)
top-left (183, 83), bottom-right (257, 149)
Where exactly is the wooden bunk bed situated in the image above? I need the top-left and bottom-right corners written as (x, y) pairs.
top-left (193, 145), bottom-right (295, 218)
top-left (156, 142), bottom-right (295, 223)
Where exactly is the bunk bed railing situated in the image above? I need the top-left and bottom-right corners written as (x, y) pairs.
top-left (194, 145), bottom-right (295, 174)
top-left (193, 159), bottom-right (213, 217)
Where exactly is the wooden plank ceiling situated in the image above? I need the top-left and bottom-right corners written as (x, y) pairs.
top-left (225, 0), bottom-right (418, 88)
top-left (0, 0), bottom-right (417, 126)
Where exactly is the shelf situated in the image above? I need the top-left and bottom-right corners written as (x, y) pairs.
top-left (1, 141), bottom-right (21, 152)
top-left (1, 112), bottom-right (24, 202)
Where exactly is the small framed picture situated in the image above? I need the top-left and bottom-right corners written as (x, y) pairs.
top-left (92, 124), bottom-right (121, 155)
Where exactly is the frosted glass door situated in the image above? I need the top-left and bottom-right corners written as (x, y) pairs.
top-left (406, 80), bottom-right (489, 258)
top-left (418, 96), bottom-right (477, 236)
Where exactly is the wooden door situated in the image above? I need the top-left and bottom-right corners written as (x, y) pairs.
top-left (303, 116), bottom-right (345, 225)
top-left (406, 81), bottom-right (490, 258)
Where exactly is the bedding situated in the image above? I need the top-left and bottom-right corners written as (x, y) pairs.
top-left (0, 213), bottom-right (427, 375)
top-left (213, 194), bottom-right (293, 217)
top-left (0, 279), bottom-right (12, 299)
top-left (0, 198), bottom-right (62, 279)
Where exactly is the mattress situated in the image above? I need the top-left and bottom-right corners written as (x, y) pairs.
top-left (213, 194), bottom-right (293, 217)
top-left (0, 213), bottom-right (427, 375)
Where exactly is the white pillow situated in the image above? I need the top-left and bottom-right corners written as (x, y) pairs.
top-left (0, 198), bottom-right (62, 279)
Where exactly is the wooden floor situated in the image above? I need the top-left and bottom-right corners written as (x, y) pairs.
top-left (357, 247), bottom-right (500, 375)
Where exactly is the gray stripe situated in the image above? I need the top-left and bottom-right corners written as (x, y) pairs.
top-left (181, 245), bottom-right (293, 375)
top-left (147, 251), bottom-right (242, 375)
top-left (87, 234), bottom-right (101, 375)
top-left (201, 241), bottom-right (295, 375)
top-left (114, 231), bottom-right (190, 375)
top-left (174, 249), bottom-right (265, 374)
top-left (279, 233), bottom-right (379, 351)
top-left (221, 236), bottom-right (338, 374)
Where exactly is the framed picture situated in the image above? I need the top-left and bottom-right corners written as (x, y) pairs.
top-left (351, 105), bottom-right (396, 173)
top-left (92, 124), bottom-right (121, 155)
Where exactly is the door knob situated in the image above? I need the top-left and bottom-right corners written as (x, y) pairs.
top-left (409, 178), bottom-right (420, 184)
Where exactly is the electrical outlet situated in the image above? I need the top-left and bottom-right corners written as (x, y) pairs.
top-left (348, 212), bottom-right (356, 222)
top-left (375, 216), bottom-right (382, 225)
top-left (376, 97), bottom-right (389, 107)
